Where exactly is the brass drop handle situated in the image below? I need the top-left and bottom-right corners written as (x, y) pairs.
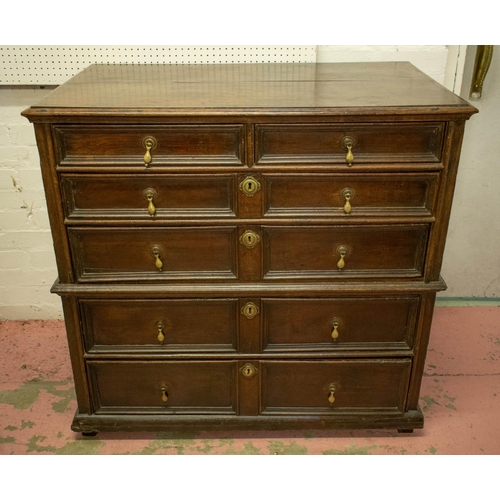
top-left (328, 384), bottom-right (337, 404)
top-left (345, 144), bottom-right (354, 166)
top-left (147, 194), bottom-right (156, 216)
top-left (161, 387), bottom-right (169, 403)
top-left (143, 188), bottom-right (157, 216)
top-left (341, 136), bottom-right (355, 167)
top-left (331, 321), bottom-right (340, 340)
top-left (343, 192), bottom-right (352, 214)
top-left (151, 245), bottom-right (163, 271)
top-left (143, 136), bottom-right (157, 167)
top-left (157, 321), bottom-right (165, 343)
top-left (336, 246), bottom-right (348, 270)
top-left (340, 188), bottom-right (354, 215)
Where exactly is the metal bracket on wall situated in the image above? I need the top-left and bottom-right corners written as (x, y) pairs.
top-left (470, 45), bottom-right (494, 100)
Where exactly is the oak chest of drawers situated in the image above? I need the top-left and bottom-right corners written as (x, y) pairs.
top-left (23, 62), bottom-right (477, 434)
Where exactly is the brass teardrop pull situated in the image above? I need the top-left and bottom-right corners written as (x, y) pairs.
top-left (331, 321), bottom-right (340, 340)
top-left (142, 136), bottom-right (157, 167)
top-left (151, 245), bottom-right (163, 271)
top-left (340, 188), bottom-right (354, 215)
top-left (328, 384), bottom-right (337, 404)
top-left (343, 193), bottom-right (352, 214)
top-left (340, 136), bottom-right (355, 167)
top-left (143, 188), bottom-right (157, 216)
top-left (336, 246), bottom-right (348, 270)
top-left (345, 144), bottom-right (354, 166)
top-left (161, 387), bottom-right (169, 403)
top-left (157, 321), bottom-right (165, 343)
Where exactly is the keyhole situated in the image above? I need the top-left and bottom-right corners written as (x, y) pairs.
top-left (246, 367), bottom-right (251, 376)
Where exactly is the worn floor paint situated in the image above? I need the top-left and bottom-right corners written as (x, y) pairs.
top-left (1, 306), bottom-right (500, 455)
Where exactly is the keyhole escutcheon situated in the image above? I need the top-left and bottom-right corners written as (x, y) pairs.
top-left (239, 176), bottom-right (261, 197)
top-left (239, 230), bottom-right (260, 249)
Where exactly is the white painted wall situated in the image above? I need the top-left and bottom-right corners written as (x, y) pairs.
top-left (0, 45), bottom-right (491, 320)
top-left (441, 46), bottom-right (500, 298)
top-left (0, 86), bottom-right (62, 319)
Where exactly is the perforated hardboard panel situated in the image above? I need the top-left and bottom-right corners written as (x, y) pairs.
top-left (0, 46), bottom-right (317, 85)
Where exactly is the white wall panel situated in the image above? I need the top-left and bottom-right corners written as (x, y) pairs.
top-left (0, 46), bottom-right (317, 85)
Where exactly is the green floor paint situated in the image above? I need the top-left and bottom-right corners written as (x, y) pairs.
top-left (267, 440), bottom-right (308, 455)
top-left (0, 380), bottom-right (75, 411)
top-left (322, 443), bottom-right (380, 455)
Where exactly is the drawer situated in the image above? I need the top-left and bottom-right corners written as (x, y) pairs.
top-left (81, 299), bottom-right (238, 353)
top-left (263, 173), bottom-right (438, 218)
top-left (88, 361), bottom-right (238, 414)
top-left (262, 224), bottom-right (428, 279)
top-left (261, 359), bottom-right (411, 414)
top-left (54, 124), bottom-right (246, 168)
top-left (262, 296), bottom-right (419, 352)
top-left (255, 123), bottom-right (445, 166)
top-left (61, 174), bottom-right (236, 221)
top-left (68, 227), bottom-right (237, 283)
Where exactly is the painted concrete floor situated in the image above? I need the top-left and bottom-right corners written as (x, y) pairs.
top-left (1, 305), bottom-right (500, 455)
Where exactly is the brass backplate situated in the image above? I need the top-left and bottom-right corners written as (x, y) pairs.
top-left (340, 135), bottom-right (355, 150)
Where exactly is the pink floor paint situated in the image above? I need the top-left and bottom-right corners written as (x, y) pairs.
top-left (1, 305), bottom-right (499, 455)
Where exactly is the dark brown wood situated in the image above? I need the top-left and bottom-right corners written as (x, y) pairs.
top-left (255, 123), bottom-right (445, 166)
top-left (260, 359), bottom-right (411, 413)
top-left (261, 296), bottom-right (419, 352)
top-left (22, 62), bottom-right (476, 433)
top-left (262, 224), bottom-right (428, 279)
top-left (68, 226), bottom-right (238, 282)
top-left (54, 124), bottom-right (246, 167)
top-left (61, 173), bottom-right (237, 221)
top-left (263, 173), bottom-right (439, 218)
top-left (80, 298), bottom-right (238, 353)
top-left (88, 360), bottom-right (238, 414)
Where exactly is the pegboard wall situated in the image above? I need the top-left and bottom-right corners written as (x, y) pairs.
top-left (0, 46), bottom-right (317, 85)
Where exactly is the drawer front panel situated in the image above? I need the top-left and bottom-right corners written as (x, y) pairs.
top-left (89, 361), bottom-right (238, 414)
top-left (54, 125), bottom-right (246, 167)
top-left (262, 296), bottom-right (419, 352)
top-left (61, 174), bottom-right (236, 220)
top-left (68, 227), bottom-right (237, 282)
top-left (81, 299), bottom-right (238, 352)
top-left (255, 123), bottom-right (444, 165)
top-left (264, 173), bottom-right (438, 218)
top-left (261, 359), bottom-right (411, 414)
top-left (263, 225), bottom-right (428, 279)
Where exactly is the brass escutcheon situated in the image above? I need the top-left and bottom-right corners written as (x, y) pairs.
top-left (142, 136), bottom-right (157, 167)
top-left (239, 176), bottom-right (261, 197)
top-left (240, 363), bottom-right (258, 379)
top-left (239, 230), bottom-right (260, 249)
top-left (241, 302), bottom-right (260, 319)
